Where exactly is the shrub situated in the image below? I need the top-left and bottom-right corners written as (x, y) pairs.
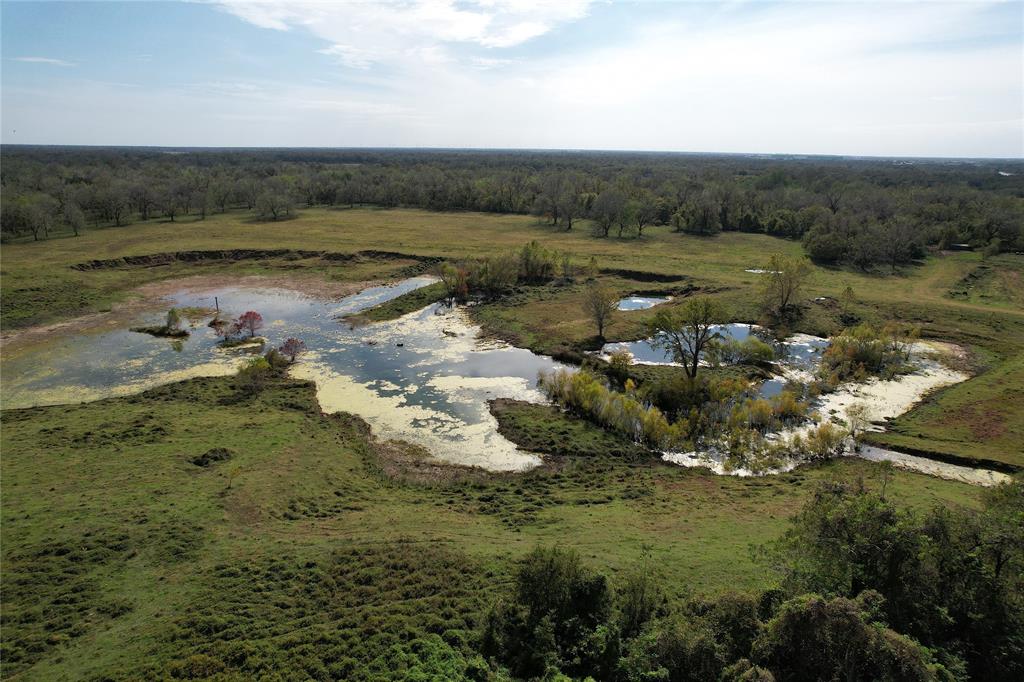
top-left (519, 240), bottom-right (558, 282)
top-left (234, 357), bottom-right (272, 393)
top-left (540, 369), bottom-right (675, 449)
top-left (820, 323), bottom-right (917, 382)
top-left (801, 423), bottom-right (847, 459)
top-left (474, 253), bottom-right (518, 297)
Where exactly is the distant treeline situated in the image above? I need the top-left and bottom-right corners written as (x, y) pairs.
top-left (2, 146), bottom-right (1021, 269)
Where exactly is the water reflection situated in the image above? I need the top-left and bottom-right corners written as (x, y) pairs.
top-left (1, 276), bottom-right (569, 471)
top-left (601, 324), bottom-right (828, 379)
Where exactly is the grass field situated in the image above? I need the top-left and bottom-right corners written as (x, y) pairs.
top-left (0, 373), bottom-right (983, 680)
top-left (3, 207), bottom-right (1022, 465)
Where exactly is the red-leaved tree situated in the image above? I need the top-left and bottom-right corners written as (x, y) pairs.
top-left (279, 337), bottom-right (307, 362)
top-left (236, 311), bottom-right (263, 337)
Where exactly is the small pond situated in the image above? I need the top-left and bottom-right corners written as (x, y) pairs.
top-left (1, 276), bottom-right (569, 471)
top-left (601, 325), bottom-right (828, 381)
top-left (617, 296), bottom-right (670, 311)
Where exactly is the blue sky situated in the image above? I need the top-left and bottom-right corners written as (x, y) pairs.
top-left (2, 0), bottom-right (1021, 157)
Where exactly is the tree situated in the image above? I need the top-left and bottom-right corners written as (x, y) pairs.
top-left (557, 187), bottom-right (584, 231)
top-left (844, 403), bottom-right (871, 444)
top-left (438, 262), bottom-right (470, 302)
top-left (582, 280), bottom-right (618, 339)
top-left (672, 192), bottom-right (721, 235)
top-left (129, 182), bottom-right (157, 221)
top-left (279, 337), bottom-right (307, 362)
top-left (617, 554), bottom-right (663, 638)
top-left (160, 185), bottom-right (182, 222)
top-left (630, 193), bottom-right (658, 237)
top-left (772, 480), bottom-right (1024, 680)
top-left (646, 297), bottom-right (726, 378)
top-left (591, 188), bottom-right (625, 238)
top-left (236, 311), bottom-right (263, 337)
top-left (760, 254), bottom-right (811, 322)
top-left (64, 200), bottom-right (85, 236)
top-left (752, 592), bottom-right (947, 682)
top-left (880, 217), bottom-right (922, 273)
top-left (255, 179), bottom-right (294, 221)
top-left (482, 546), bottom-right (614, 680)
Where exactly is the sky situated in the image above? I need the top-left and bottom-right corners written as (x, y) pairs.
top-left (1, 0), bottom-right (1021, 157)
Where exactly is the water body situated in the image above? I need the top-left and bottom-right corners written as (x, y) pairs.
top-left (601, 325), bottom-right (828, 376)
top-left (617, 296), bottom-right (670, 311)
top-left (1, 276), bottom-right (567, 471)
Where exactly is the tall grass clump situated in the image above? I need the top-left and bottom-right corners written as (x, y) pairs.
top-left (539, 369), bottom-right (678, 449)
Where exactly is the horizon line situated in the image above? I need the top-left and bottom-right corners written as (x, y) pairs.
top-left (2, 143), bottom-right (1022, 163)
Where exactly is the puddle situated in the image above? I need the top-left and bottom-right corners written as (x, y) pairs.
top-left (1, 276), bottom-right (568, 471)
top-left (617, 296), bottom-right (670, 311)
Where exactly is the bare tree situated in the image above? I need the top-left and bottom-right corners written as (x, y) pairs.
top-left (255, 178), bottom-right (295, 221)
top-left (64, 200), bottom-right (85, 236)
top-left (760, 254), bottom-right (811, 321)
top-left (582, 280), bottom-right (618, 339)
top-left (845, 403), bottom-right (871, 445)
top-left (591, 188), bottom-right (625, 238)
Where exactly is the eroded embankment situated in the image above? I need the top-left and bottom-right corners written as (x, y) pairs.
top-left (70, 248), bottom-right (443, 271)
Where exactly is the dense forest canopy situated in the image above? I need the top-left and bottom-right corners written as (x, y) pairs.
top-left (2, 146), bottom-right (1022, 270)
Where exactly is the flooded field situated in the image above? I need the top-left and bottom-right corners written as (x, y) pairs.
top-left (1, 276), bottom-right (1005, 483)
top-left (1, 276), bottom-right (567, 471)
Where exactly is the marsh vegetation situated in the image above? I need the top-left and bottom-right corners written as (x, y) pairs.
top-left (1, 147), bottom-right (1021, 681)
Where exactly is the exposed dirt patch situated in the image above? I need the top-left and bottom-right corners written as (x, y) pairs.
top-left (599, 267), bottom-right (688, 283)
top-left (949, 404), bottom-right (1009, 440)
top-left (70, 248), bottom-right (440, 271)
top-left (371, 438), bottom-right (497, 485)
top-left (191, 447), bottom-right (234, 468)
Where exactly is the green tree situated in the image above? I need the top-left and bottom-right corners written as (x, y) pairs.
top-left (646, 297), bottom-right (726, 378)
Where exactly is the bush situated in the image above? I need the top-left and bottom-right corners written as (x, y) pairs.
top-left (234, 357), bottom-right (272, 393)
top-left (820, 323), bottom-right (917, 383)
top-left (519, 240), bottom-right (558, 282)
top-left (540, 369), bottom-right (675, 449)
top-left (801, 423), bottom-right (847, 460)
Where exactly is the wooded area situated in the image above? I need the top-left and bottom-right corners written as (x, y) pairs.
top-left (3, 147), bottom-right (1021, 272)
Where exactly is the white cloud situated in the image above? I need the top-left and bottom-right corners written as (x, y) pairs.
top-left (217, 0), bottom-right (593, 67)
top-left (4, 1), bottom-right (1020, 156)
top-left (318, 44), bottom-right (377, 69)
top-left (13, 56), bottom-right (77, 67)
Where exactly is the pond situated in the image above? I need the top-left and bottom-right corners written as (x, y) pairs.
top-left (1, 276), bottom-right (569, 471)
top-left (617, 296), bottom-right (670, 311)
top-left (601, 324), bottom-right (828, 377)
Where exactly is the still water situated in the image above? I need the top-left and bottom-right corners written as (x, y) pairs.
top-left (1, 277), bottom-right (568, 471)
top-left (601, 324), bottom-right (829, 392)
top-left (617, 296), bottom-right (670, 311)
